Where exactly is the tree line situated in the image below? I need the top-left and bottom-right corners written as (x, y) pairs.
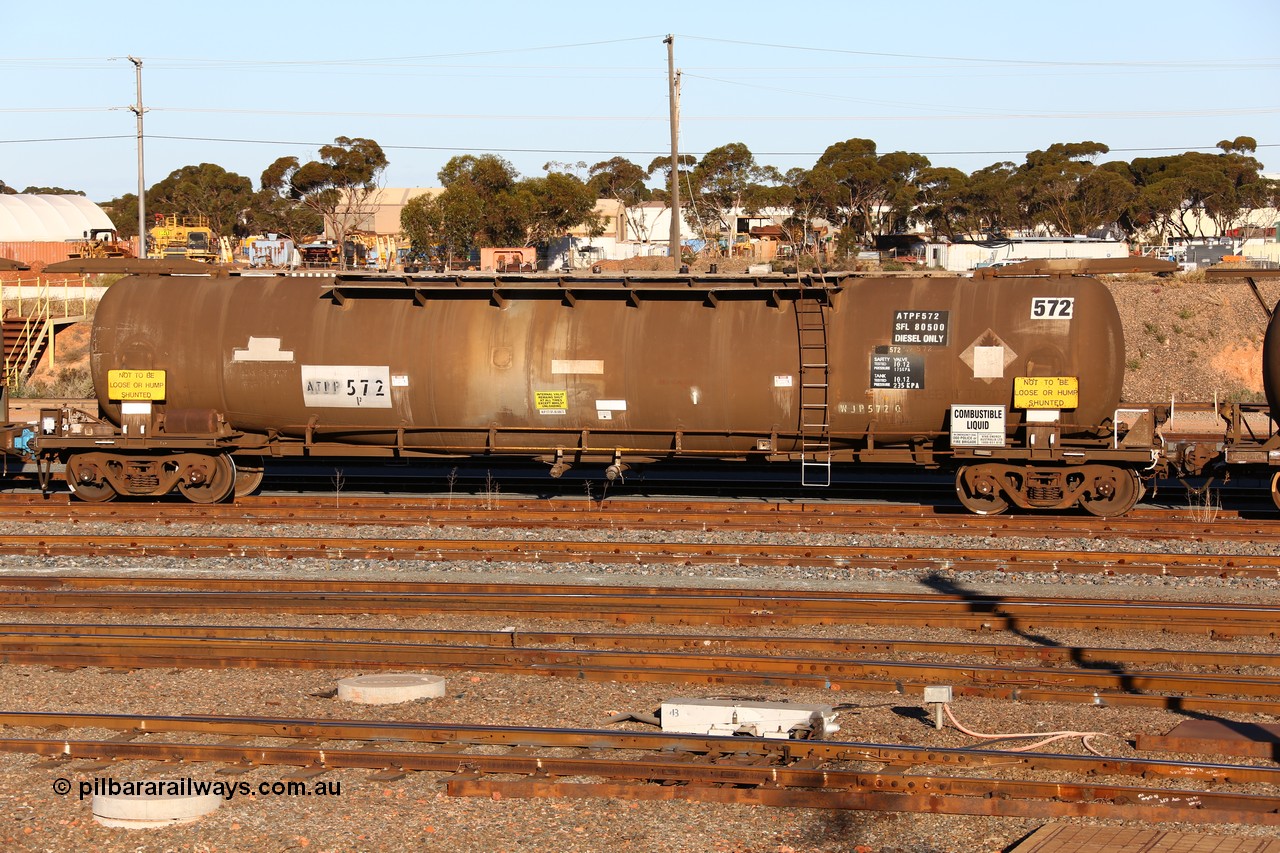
top-left (5, 133), bottom-right (1274, 260)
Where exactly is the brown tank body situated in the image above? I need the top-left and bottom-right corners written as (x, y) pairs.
top-left (89, 272), bottom-right (1123, 457)
top-left (1265, 305), bottom-right (1280, 418)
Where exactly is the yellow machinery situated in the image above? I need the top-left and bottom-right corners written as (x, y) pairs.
top-left (147, 214), bottom-right (216, 263)
top-left (67, 228), bottom-right (134, 259)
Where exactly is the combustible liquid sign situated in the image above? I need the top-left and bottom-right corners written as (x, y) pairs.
top-left (107, 369), bottom-right (166, 401)
top-left (950, 405), bottom-right (1006, 447)
top-left (1014, 376), bottom-right (1078, 409)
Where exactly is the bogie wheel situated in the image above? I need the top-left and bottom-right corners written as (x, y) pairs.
top-left (1079, 468), bottom-right (1142, 518)
top-left (955, 467), bottom-right (1009, 515)
top-left (1270, 471), bottom-right (1280, 512)
top-left (233, 456), bottom-right (265, 498)
top-left (177, 455), bottom-right (237, 504)
top-left (67, 477), bottom-right (117, 503)
top-left (65, 456), bottom-right (118, 503)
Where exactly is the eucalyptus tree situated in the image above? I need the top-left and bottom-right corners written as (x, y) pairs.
top-left (806, 138), bottom-right (929, 250)
top-left (401, 154), bottom-right (598, 265)
top-left (259, 136), bottom-right (388, 267)
top-left (1126, 138), bottom-right (1271, 240)
top-left (588, 157), bottom-right (653, 243)
top-left (914, 166), bottom-right (970, 240)
top-left (148, 162), bottom-right (254, 238)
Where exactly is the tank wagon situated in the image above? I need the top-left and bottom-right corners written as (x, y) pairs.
top-left (1159, 267), bottom-right (1280, 508)
top-left (29, 264), bottom-right (1161, 515)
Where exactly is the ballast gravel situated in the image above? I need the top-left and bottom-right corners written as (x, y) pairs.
top-left (0, 515), bottom-right (1277, 853)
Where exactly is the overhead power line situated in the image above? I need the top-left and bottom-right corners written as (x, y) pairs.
top-left (4, 103), bottom-right (1276, 122)
top-left (679, 35), bottom-right (1280, 69)
top-left (0, 37), bottom-right (667, 69)
top-left (2, 132), bottom-right (1269, 161)
top-left (0, 134), bottom-right (132, 144)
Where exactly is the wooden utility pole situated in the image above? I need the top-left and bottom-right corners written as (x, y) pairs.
top-left (127, 56), bottom-right (146, 256)
top-left (664, 35), bottom-right (681, 262)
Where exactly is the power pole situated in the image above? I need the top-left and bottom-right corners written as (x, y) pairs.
top-left (664, 35), bottom-right (681, 263)
top-left (127, 56), bottom-right (146, 256)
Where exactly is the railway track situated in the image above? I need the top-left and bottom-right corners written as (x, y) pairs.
top-left (0, 529), bottom-right (1273, 576)
top-left (3, 576), bottom-right (1277, 635)
top-left (0, 620), bottom-right (1275, 713)
top-left (0, 492), bottom-right (1274, 543)
top-left (3, 576), bottom-right (1278, 714)
top-left (3, 711), bottom-right (1276, 825)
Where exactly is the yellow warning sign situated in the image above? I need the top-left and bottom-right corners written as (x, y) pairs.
top-left (1014, 376), bottom-right (1078, 410)
top-left (107, 369), bottom-right (166, 401)
top-left (534, 390), bottom-right (568, 413)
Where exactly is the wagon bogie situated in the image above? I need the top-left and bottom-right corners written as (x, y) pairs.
top-left (64, 450), bottom-right (236, 503)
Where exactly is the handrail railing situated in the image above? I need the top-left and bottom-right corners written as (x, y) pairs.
top-left (1, 274), bottom-right (94, 388)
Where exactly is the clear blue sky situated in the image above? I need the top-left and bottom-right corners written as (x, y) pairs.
top-left (3, 0), bottom-right (1277, 203)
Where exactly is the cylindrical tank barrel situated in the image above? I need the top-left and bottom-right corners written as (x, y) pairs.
top-left (1264, 305), bottom-right (1280, 419)
top-left (90, 274), bottom-right (1123, 454)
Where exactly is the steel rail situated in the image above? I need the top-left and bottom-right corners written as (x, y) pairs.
top-left (0, 533), bottom-right (1274, 578)
top-left (7, 573), bottom-right (1276, 613)
top-left (1, 585), bottom-right (1278, 636)
top-left (0, 493), bottom-right (1274, 543)
top-left (439, 778), bottom-right (1280, 822)
top-left (1, 630), bottom-right (1276, 713)
top-left (4, 711), bottom-right (1274, 786)
top-left (3, 731), bottom-right (1276, 823)
top-left (0, 622), bottom-right (1268, 670)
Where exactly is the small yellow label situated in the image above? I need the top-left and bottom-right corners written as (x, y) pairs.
top-left (1014, 376), bottom-right (1078, 410)
top-left (107, 369), bottom-right (166, 401)
top-left (534, 390), bottom-right (568, 410)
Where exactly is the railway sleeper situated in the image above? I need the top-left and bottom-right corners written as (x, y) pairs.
top-left (955, 463), bottom-right (1143, 518)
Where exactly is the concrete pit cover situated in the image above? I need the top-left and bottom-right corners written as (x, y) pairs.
top-left (337, 673), bottom-right (447, 705)
top-left (92, 786), bottom-right (221, 828)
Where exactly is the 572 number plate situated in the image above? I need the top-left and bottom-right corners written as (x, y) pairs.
top-left (1031, 297), bottom-right (1074, 319)
top-left (301, 365), bottom-right (392, 408)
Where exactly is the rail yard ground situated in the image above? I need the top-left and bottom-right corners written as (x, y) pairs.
top-left (0, 506), bottom-right (1279, 852)
top-left (3, 268), bottom-right (1280, 852)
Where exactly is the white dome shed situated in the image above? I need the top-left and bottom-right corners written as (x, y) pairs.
top-left (0, 194), bottom-right (116, 241)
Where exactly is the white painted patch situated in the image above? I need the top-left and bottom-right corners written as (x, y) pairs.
top-left (120, 401), bottom-right (152, 416)
top-left (690, 387), bottom-right (701, 405)
top-left (595, 399), bottom-right (627, 411)
top-left (391, 374), bottom-right (409, 387)
top-left (973, 346), bottom-right (1005, 379)
top-left (773, 375), bottom-right (793, 388)
top-left (552, 359), bottom-right (604, 374)
top-left (232, 336), bottom-right (294, 362)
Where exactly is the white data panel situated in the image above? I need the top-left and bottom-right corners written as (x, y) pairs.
top-left (301, 365), bottom-right (393, 408)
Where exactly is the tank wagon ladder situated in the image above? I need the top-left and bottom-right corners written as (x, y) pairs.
top-left (796, 287), bottom-right (831, 487)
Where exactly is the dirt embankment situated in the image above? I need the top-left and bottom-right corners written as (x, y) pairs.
top-left (1106, 274), bottom-right (1274, 404)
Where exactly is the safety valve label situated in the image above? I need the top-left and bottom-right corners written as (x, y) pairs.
top-left (535, 390), bottom-right (568, 415)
